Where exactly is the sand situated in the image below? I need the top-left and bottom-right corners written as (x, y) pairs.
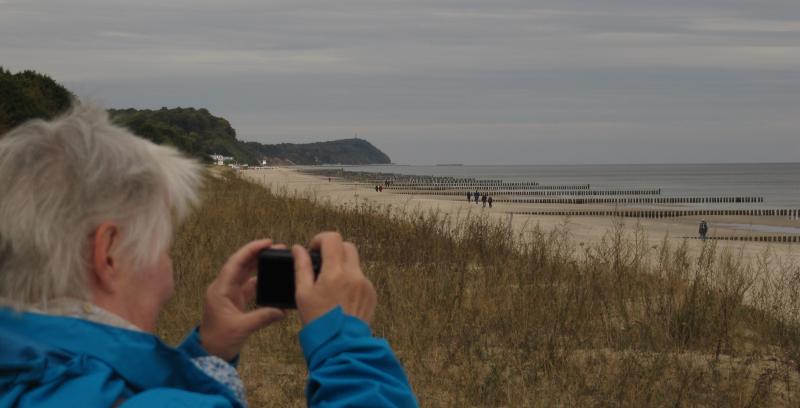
top-left (242, 167), bottom-right (800, 266)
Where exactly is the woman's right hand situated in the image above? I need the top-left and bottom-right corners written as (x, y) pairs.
top-left (200, 239), bottom-right (286, 361)
top-left (292, 232), bottom-right (377, 326)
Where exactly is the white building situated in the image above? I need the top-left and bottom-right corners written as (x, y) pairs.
top-left (209, 153), bottom-right (234, 166)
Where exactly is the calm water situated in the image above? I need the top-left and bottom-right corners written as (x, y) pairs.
top-left (313, 162), bottom-right (800, 209)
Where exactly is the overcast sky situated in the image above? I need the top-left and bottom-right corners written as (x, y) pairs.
top-left (2, 0), bottom-right (799, 164)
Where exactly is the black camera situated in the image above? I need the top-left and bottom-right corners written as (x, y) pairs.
top-left (256, 248), bottom-right (321, 309)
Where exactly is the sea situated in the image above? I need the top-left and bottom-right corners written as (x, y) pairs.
top-left (312, 162), bottom-right (800, 209)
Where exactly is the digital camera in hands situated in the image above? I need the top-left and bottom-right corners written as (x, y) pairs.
top-left (256, 248), bottom-right (321, 309)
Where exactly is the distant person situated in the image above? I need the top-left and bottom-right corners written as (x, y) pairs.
top-left (488, 195), bottom-right (493, 208)
top-left (481, 194), bottom-right (487, 208)
top-left (375, 185), bottom-right (380, 192)
top-left (474, 190), bottom-right (480, 204)
top-left (466, 191), bottom-right (472, 202)
top-left (379, 185), bottom-right (383, 192)
top-left (0, 105), bottom-right (417, 407)
top-left (328, 177), bottom-right (331, 182)
top-left (699, 219), bottom-right (709, 240)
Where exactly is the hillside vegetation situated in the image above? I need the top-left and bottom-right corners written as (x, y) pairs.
top-left (110, 107), bottom-right (390, 165)
top-left (1, 68), bottom-right (391, 165)
top-left (110, 107), bottom-right (257, 164)
top-left (244, 138), bottom-right (391, 165)
top-left (111, 107), bottom-right (391, 165)
top-left (160, 171), bottom-right (800, 407)
top-left (0, 67), bottom-right (73, 135)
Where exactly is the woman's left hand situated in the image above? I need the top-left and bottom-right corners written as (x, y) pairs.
top-left (199, 239), bottom-right (286, 361)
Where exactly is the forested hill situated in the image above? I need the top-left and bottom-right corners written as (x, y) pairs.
top-left (0, 67), bottom-right (73, 135)
top-left (109, 107), bottom-right (258, 164)
top-left (1, 68), bottom-right (391, 165)
top-left (110, 107), bottom-right (391, 165)
top-left (244, 139), bottom-right (391, 165)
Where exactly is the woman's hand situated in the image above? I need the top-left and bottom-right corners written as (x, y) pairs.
top-left (293, 232), bottom-right (377, 326)
top-left (199, 239), bottom-right (286, 361)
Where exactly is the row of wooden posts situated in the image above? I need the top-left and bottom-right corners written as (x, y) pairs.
top-left (513, 208), bottom-right (800, 219)
top-left (684, 236), bottom-right (800, 243)
top-left (380, 183), bottom-right (588, 191)
top-left (375, 180), bottom-right (541, 187)
top-left (368, 183), bottom-right (768, 205)
top-left (385, 189), bottom-right (662, 196)
top-left (501, 196), bottom-right (764, 205)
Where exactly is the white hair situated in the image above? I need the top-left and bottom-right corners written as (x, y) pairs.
top-left (0, 103), bottom-right (204, 305)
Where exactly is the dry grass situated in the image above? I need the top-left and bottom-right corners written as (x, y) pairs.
top-left (157, 170), bottom-right (800, 407)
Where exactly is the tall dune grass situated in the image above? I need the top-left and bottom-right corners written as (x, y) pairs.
top-left (157, 170), bottom-right (800, 407)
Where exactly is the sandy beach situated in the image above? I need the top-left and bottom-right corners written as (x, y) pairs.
top-left (243, 167), bottom-right (800, 266)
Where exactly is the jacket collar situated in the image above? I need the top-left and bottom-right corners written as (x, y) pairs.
top-left (1, 297), bottom-right (142, 332)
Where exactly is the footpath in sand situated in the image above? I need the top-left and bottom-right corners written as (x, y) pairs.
top-left (243, 167), bottom-right (800, 266)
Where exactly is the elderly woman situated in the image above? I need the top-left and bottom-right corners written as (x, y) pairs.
top-left (0, 105), bottom-right (417, 407)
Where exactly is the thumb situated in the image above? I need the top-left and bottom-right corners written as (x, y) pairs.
top-left (239, 307), bottom-right (285, 333)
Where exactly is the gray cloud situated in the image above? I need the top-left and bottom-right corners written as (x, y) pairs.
top-left (2, 0), bottom-right (799, 164)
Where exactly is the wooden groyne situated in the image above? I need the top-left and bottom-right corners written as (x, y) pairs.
top-left (382, 183), bottom-right (589, 191)
top-left (378, 180), bottom-right (544, 188)
top-left (302, 169), bottom-right (527, 186)
top-left (502, 196), bottom-right (764, 205)
top-left (682, 236), bottom-right (800, 244)
top-left (370, 186), bottom-right (767, 206)
top-left (306, 170), bottom-right (792, 219)
top-left (512, 208), bottom-right (800, 219)
top-left (384, 188), bottom-right (661, 196)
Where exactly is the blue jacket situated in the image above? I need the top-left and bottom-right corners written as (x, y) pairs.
top-left (0, 306), bottom-right (418, 407)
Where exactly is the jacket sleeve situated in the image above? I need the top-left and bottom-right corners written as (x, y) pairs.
top-left (300, 307), bottom-right (418, 407)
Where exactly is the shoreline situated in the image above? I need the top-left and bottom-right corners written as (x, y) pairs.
top-left (242, 167), bottom-right (800, 265)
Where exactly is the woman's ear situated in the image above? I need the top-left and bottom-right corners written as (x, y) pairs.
top-left (90, 222), bottom-right (120, 294)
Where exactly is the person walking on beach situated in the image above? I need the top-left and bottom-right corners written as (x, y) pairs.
top-left (488, 195), bottom-right (493, 208)
top-left (474, 190), bottom-right (480, 204)
top-left (375, 185), bottom-right (379, 193)
top-left (379, 185), bottom-right (383, 192)
top-left (699, 219), bottom-right (709, 240)
top-left (481, 193), bottom-right (487, 208)
top-left (466, 191), bottom-right (472, 202)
